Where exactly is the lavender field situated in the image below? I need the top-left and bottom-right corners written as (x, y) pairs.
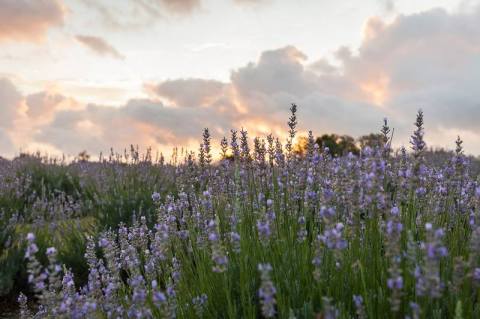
top-left (1, 106), bottom-right (480, 318)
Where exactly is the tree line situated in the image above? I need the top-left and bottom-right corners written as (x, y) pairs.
top-left (294, 133), bottom-right (386, 157)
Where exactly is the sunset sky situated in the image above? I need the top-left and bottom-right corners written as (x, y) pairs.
top-left (1, 0), bottom-right (480, 158)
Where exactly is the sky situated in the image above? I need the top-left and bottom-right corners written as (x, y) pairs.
top-left (1, 0), bottom-right (480, 159)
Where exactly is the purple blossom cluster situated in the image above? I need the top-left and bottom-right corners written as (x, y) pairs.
top-left (258, 263), bottom-right (276, 318)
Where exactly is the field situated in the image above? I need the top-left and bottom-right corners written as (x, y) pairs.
top-left (1, 107), bottom-right (480, 318)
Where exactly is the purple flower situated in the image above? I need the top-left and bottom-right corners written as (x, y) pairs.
top-left (473, 268), bottom-right (480, 281)
top-left (153, 291), bottom-right (167, 304)
top-left (151, 192), bottom-right (161, 202)
top-left (192, 293), bottom-right (208, 316)
top-left (46, 247), bottom-right (57, 256)
top-left (320, 223), bottom-right (347, 250)
top-left (208, 232), bottom-right (218, 242)
top-left (387, 276), bottom-right (403, 290)
top-left (353, 294), bottom-right (363, 308)
top-left (258, 263), bottom-right (276, 318)
top-left (391, 206), bottom-right (399, 215)
top-left (25, 241), bottom-right (38, 258)
top-left (98, 237), bottom-right (109, 248)
top-left (386, 220), bottom-right (403, 235)
top-left (257, 220), bottom-right (271, 240)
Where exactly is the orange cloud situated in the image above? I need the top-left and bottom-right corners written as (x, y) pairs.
top-left (25, 90), bottom-right (81, 125)
top-left (0, 0), bottom-right (65, 42)
top-left (360, 74), bottom-right (390, 106)
top-left (362, 16), bottom-right (386, 41)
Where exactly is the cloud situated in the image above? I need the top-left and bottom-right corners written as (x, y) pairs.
top-left (309, 58), bottom-right (337, 75)
top-left (327, 7), bottom-right (480, 151)
top-left (0, 78), bottom-right (23, 155)
top-left (78, 0), bottom-right (201, 30)
top-left (35, 98), bottom-right (239, 155)
top-left (75, 35), bottom-right (125, 60)
top-left (228, 46), bottom-right (383, 136)
top-left (0, 79), bottom-right (84, 156)
top-left (342, 8), bottom-right (480, 133)
top-left (78, 0), bottom-right (267, 30)
top-left (4, 6), bottom-right (480, 157)
top-left (233, 0), bottom-right (267, 5)
top-left (0, 78), bottom-right (23, 128)
top-left (26, 92), bottom-right (64, 119)
top-left (378, 0), bottom-right (396, 13)
top-left (31, 45), bottom-right (385, 156)
top-left (142, 6), bottom-right (480, 154)
top-left (159, 0), bottom-right (201, 14)
top-left (231, 46), bottom-right (316, 97)
top-left (0, 0), bottom-right (65, 42)
top-left (146, 79), bottom-right (226, 107)
top-left (25, 90), bottom-right (80, 125)
top-left (0, 128), bottom-right (15, 155)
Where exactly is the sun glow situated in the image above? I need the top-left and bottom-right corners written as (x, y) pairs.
top-left (360, 75), bottom-right (390, 106)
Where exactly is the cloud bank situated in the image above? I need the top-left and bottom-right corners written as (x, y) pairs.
top-left (2, 6), bottom-right (480, 157)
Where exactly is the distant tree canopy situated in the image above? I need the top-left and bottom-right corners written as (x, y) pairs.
top-left (293, 133), bottom-right (390, 157)
top-left (77, 150), bottom-right (90, 162)
top-left (315, 134), bottom-right (359, 157)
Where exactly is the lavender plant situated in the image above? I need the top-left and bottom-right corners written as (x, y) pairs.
top-left (0, 107), bottom-right (479, 318)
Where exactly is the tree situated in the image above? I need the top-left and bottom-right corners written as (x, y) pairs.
top-left (77, 150), bottom-right (90, 162)
top-left (315, 134), bottom-right (359, 157)
top-left (337, 135), bottom-right (358, 155)
top-left (293, 136), bottom-right (309, 156)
